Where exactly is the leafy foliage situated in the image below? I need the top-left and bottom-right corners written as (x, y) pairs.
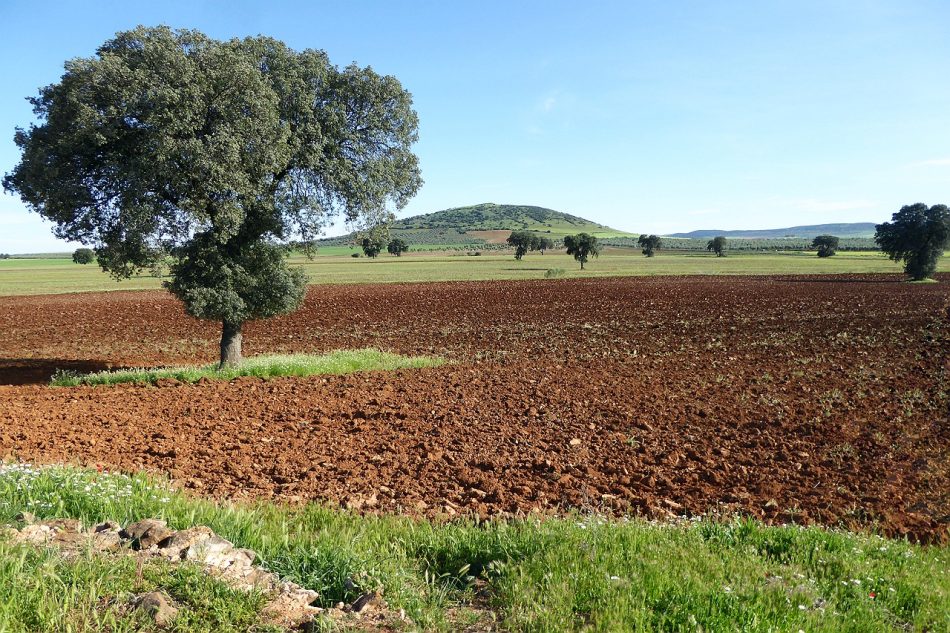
top-left (875, 203), bottom-right (950, 280)
top-left (535, 237), bottom-right (555, 253)
top-left (387, 237), bottom-right (409, 256)
top-left (564, 233), bottom-right (600, 269)
top-left (360, 223), bottom-right (390, 258)
top-left (507, 230), bottom-right (535, 260)
top-left (71, 248), bottom-right (94, 265)
top-left (812, 235), bottom-right (840, 258)
top-left (638, 234), bottom-right (662, 257)
top-left (706, 236), bottom-right (727, 257)
top-left (3, 26), bottom-right (421, 364)
top-left (166, 238), bottom-right (307, 324)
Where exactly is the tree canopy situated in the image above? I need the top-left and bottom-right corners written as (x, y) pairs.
top-left (564, 233), bottom-right (600, 269)
top-left (507, 230), bottom-right (536, 260)
top-left (535, 236), bottom-right (554, 254)
top-left (3, 26), bottom-right (422, 365)
top-left (387, 237), bottom-right (409, 256)
top-left (638, 234), bottom-right (662, 257)
top-left (811, 235), bottom-right (839, 258)
top-left (360, 223), bottom-right (390, 259)
top-left (706, 236), bottom-right (727, 257)
top-left (72, 248), bottom-right (95, 264)
top-left (875, 203), bottom-right (950, 280)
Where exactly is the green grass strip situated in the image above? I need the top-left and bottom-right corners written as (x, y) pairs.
top-left (1, 464), bottom-right (947, 632)
top-left (49, 349), bottom-right (445, 387)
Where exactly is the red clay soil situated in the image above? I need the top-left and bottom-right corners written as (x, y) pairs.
top-left (0, 275), bottom-right (948, 542)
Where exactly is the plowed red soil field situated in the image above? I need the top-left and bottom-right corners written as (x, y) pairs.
top-left (1, 275), bottom-right (948, 542)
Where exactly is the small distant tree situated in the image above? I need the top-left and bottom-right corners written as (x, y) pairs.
top-left (875, 203), bottom-right (950, 280)
top-left (637, 234), bottom-right (662, 257)
top-left (507, 230), bottom-right (535, 260)
top-left (72, 247), bottom-right (95, 264)
top-left (0, 253), bottom-right (11, 260)
top-left (535, 237), bottom-right (554, 254)
top-left (564, 232), bottom-right (600, 269)
top-left (811, 235), bottom-right (839, 257)
top-left (387, 237), bottom-right (409, 256)
top-left (706, 236), bottom-right (727, 257)
top-left (360, 222), bottom-right (390, 259)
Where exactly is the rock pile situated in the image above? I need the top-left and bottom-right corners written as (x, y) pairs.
top-left (5, 515), bottom-right (394, 629)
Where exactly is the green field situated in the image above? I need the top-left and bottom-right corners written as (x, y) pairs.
top-left (1, 465), bottom-right (947, 632)
top-left (0, 249), bottom-right (928, 296)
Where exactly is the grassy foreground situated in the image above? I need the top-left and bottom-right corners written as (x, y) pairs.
top-left (0, 250), bottom-right (923, 296)
top-left (49, 350), bottom-right (444, 387)
top-left (0, 465), bottom-right (947, 632)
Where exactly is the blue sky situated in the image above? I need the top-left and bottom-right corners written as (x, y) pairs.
top-left (1, 0), bottom-right (948, 252)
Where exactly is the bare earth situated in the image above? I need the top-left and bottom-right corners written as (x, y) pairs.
top-left (1, 275), bottom-right (947, 542)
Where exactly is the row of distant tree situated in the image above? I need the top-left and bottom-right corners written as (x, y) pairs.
top-left (357, 234), bottom-right (410, 258)
top-left (611, 203), bottom-right (950, 280)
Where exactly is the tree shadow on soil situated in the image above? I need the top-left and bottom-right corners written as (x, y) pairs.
top-left (0, 359), bottom-right (121, 386)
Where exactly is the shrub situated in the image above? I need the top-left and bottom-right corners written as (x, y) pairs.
top-left (71, 248), bottom-right (95, 264)
top-left (812, 235), bottom-right (840, 258)
top-left (637, 234), bottom-right (662, 257)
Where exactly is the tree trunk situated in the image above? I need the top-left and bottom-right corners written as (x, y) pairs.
top-left (219, 320), bottom-right (243, 369)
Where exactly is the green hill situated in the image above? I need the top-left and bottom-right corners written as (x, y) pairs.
top-left (319, 203), bottom-right (633, 250)
top-left (393, 203), bottom-right (633, 237)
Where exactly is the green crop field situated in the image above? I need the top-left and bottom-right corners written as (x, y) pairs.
top-left (0, 249), bottom-right (931, 296)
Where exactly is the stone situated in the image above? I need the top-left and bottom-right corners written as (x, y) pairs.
top-left (262, 591), bottom-right (322, 628)
top-left (184, 534), bottom-right (235, 566)
top-left (663, 498), bottom-right (684, 511)
top-left (351, 590), bottom-right (383, 614)
top-left (17, 524), bottom-right (54, 544)
top-left (155, 526), bottom-right (214, 559)
top-left (39, 518), bottom-right (81, 532)
top-left (121, 519), bottom-right (175, 550)
top-left (91, 529), bottom-right (123, 552)
top-left (15, 511), bottom-right (36, 524)
top-left (135, 591), bottom-right (179, 627)
top-left (93, 520), bottom-right (120, 533)
top-left (569, 438), bottom-right (582, 447)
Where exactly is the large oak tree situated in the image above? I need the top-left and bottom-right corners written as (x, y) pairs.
top-left (875, 203), bottom-right (949, 281)
top-left (4, 26), bottom-right (422, 366)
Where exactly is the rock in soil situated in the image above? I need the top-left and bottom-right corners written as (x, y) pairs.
top-left (121, 519), bottom-right (174, 550)
top-left (134, 591), bottom-right (179, 627)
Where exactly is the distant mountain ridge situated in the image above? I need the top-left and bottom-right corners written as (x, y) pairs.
top-left (667, 222), bottom-right (877, 239)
